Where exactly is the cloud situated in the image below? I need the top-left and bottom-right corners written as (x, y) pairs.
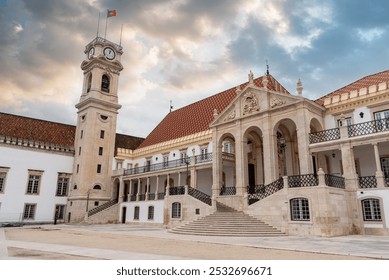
top-left (3, 0), bottom-right (389, 138)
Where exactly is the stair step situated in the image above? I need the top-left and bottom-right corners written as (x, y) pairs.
top-left (171, 203), bottom-right (285, 237)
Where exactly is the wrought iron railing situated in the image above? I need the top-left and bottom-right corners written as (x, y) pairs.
top-left (148, 193), bottom-right (155, 200)
top-left (157, 192), bottom-right (165, 200)
top-left (359, 176), bottom-right (378, 189)
top-left (188, 186), bottom-right (212, 206)
top-left (348, 118), bottom-right (389, 137)
top-left (138, 194), bottom-right (146, 201)
top-left (248, 178), bottom-right (284, 205)
top-left (169, 186), bottom-right (185, 195)
top-left (288, 174), bottom-right (318, 188)
top-left (325, 174), bottom-right (345, 189)
top-left (195, 153), bottom-right (213, 164)
top-left (124, 153), bottom-right (215, 176)
top-left (129, 195), bottom-right (136, 202)
top-left (247, 184), bottom-right (264, 194)
top-left (124, 158), bottom-right (191, 175)
top-left (219, 186), bottom-right (236, 196)
top-left (88, 199), bottom-right (118, 217)
top-left (309, 128), bottom-right (340, 144)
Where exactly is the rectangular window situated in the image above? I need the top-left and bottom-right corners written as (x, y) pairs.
top-left (80, 130), bottom-right (83, 139)
top-left (381, 157), bottom-right (389, 177)
top-left (180, 152), bottom-right (187, 164)
top-left (100, 130), bottom-right (105, 139)
top-left (172, 202), bottom-right (181, 219)
top-left (362, 199), bottom-right (382, 221)
top-left (374, 110), bottom-right (389, 131)
top-left (23, 204), bottom-right (36, 219)
top-left (99, 147), bottom-right (103, 156)
top-left (78, 147), bottom-right (81, 155)
top-left (97, 164), bottom-right (102, 173)
top-left (163, 155), bottom-right (169, 168)
top-left (200, 147), bottom-right (208, 161)
top-left (0, 171), bottom-right (7, 193)
top-left (77, 164), bottom-right (79, 173)
top-left (290, 198), bottom-right (310, 221)
top-left (55, 205), bottom-right (66, 220)
top-left (337, 117), bottom-right (352, 127)
top-left (148, 206), bottom-right (154, 220)
top-left (56, 176), bottom-right (69, 196)
top-left (134, 206), bottom-right (140, 220)
top-left (26, 174), bottom-right (41, 194)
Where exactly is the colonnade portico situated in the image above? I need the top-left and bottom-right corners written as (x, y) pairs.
top-left (118, 159), bottom-right (214, 204)
top-left (212, 116), bottom-right (311, 204)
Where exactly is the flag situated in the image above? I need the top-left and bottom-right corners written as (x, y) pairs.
top-left (107, 9), bottom-right (116, 17)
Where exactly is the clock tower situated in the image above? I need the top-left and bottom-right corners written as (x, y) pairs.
top-left (67, 37), bottom-right (124, 223)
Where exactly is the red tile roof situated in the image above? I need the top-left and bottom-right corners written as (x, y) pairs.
top-left (0, 112), bottom-right (76, 148)
top-left (0, 112), bottom-right (143, 151)
top-left (316, 69), bottom-right (389, 106)
top-left (138, 74), bottom-right (290, 148)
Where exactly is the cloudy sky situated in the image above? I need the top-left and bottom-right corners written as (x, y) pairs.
top-left (1, 0), bottom-right (389, 138)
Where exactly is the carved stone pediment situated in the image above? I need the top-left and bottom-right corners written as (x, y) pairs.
top-left (242, 91), bottom-right (260, 115)
top-left (223, 106), bottom-right (236, 122)
top-left (270, 97), bottom-right (285, 108)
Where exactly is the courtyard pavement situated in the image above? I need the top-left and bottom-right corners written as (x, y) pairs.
top-left (1, 223), bottom-right (389, 260)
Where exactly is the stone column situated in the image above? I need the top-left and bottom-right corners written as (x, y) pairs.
top-left (145, 177), bottom-right (150, 200)
top-left (340, 142), bottom-right (362, 234)
top-left (118, 177), bottom-right (124, 203)
top-left (373, 143), bottom-right (385, 188)
top-left (296, 108), bottom-right (312, 174)
top-left (136, 178), bottom-right (141, 201)
top-left (128, 180), bottom-right (133, 201)
top-left (178, 172), bottom-right (182, 186)
top-left (165, 174), bottom-right (170, 197)
top-left (235, 126), bottom-right (247, 195)
top-left (262, 131), bottom-right (278, 184)
top-left (155, 175), bottom-right (159, 201)
top-left (212, 131), bottom-right (222, 198)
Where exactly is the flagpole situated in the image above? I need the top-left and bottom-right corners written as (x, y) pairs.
top-left (104, 9), bottom-right (108, 40)
top-left (96, 12), bottom-right (101, 38)
top-left (119, 24), bottom-right (123, 46)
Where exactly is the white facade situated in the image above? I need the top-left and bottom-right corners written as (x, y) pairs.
top-left (0, 145), bottom-right (73, 224)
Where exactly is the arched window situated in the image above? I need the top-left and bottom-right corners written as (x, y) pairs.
top-left (172, 202), bottom-right (181, 219)
top-left (101, 74), bottom-right (110, 93)
top-left (148, 206), bottom-right (154, 220)
top-left (290, 198), bottom-right (310, 221)
top-left (362, 198), bottom-right (382, 221)
top-left (87, 73), bottom-right (92, 92)
top-left (93, 184), bottom-right (102, 190)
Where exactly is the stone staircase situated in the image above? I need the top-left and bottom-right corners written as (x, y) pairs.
top-left (170, 203), bottom-right (285, 237)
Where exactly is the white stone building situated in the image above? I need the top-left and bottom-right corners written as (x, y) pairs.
top-left (1, 37), bottom-right (389, 236)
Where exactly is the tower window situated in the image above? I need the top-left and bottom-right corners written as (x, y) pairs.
top-left (101, 74), bottom-right (110, 93)
top-left (99, 147), bottom-right (103, 156)
top-left (100, 130), bottom-right (105, 139)
top-left (97, 164), bottom-right (102, 173)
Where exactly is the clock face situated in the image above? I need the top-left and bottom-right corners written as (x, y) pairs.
top-left (88, 47), bottom-right (95, 59)
top-left (103, 47), bottom-right (115, 60)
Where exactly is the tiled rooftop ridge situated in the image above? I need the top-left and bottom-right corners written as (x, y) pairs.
top-left (138, 74), bottom-right (290, 149)
top-left (0, 112), bottom-right (143, 152)
top-left (315, 69), bottom-right (389, 106)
